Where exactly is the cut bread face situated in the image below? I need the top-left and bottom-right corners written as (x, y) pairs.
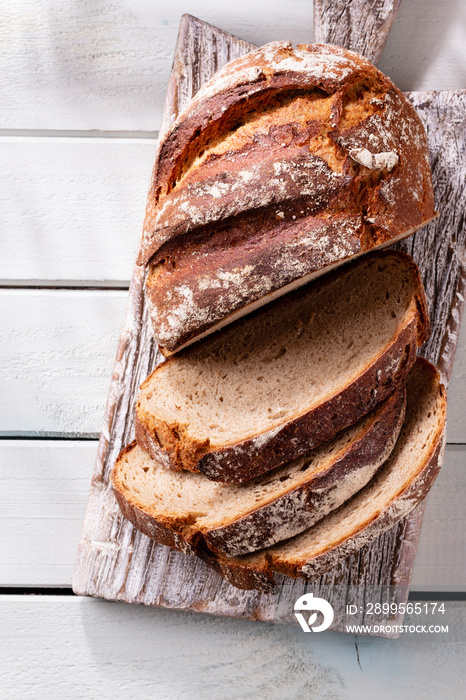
top-left (112, 382), bottom-right (405, 557)
top-left (138, 42), bottom-right (435, 354)
top-left (205, 358), bottom-right (446, 592)
top-left (136, 250), bottom-right (429, 483)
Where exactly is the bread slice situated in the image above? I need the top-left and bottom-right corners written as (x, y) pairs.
top-left (135, 250), bottom-right (429, 483)
top-left (203, 358), bottom-right (446, 592)
top-left (112, 382), bottom-right (405, 557)
top-left (138, 42), bottom-right (435, 355)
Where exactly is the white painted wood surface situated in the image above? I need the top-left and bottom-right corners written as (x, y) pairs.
top-left (1, 289), bottom-right (464, 440)
top-left (0, 441), bottom-right (95, 586)
top-left (0, 137), bottom-right (155, 284)
top-left (1, 0), bottom-right (465, 692)
top-left (0, 0), bottom-right (312, 131)
top-left (448, 317), bottom-right (466, 443)
top-left (1, 439), bottom-right (464, 589)
top-left (1, 596), bottom-right (465, 700)
top-left (1, 0), bottom-right (464, 131)
top-left (0, 290), bottom-right (126, 436)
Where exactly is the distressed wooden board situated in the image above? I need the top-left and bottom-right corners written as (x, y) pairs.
top-left (398, 90), bottom-right (466, 385)
top-left (2, 596), bottom-right (465, 700)
top-left (72, 15), bottom-right (465, 635)
top-left (314, 0), bottom-right (403, 63)
top-left (0, 137), bottom-right (156, 285)
top-left (2, 441), bottom-right (465, 589)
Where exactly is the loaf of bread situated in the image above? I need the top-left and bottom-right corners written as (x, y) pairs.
top-left (195, 358), bottom-right (447, 592)
top-left (135, 251), bottom-right (428, 483)
top-left (139, 42), bottom-right (435, 355)
top-left (112, 383), bottom-right (405, 557)
top-left (110, 41), bottom-right (443, 595)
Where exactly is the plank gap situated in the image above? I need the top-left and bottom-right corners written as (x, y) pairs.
top-left (0, 281), bottom-right (130, 290)
top-left (0, 588), bottom-right (465, 600)
top-left (0, 434), bottom-right (100, 441)
top-left (0, 129), bottom-right (159, 139)
top-left (0, 587), bottom-right (74, 595)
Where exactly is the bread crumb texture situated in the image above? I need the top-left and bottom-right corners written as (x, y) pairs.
top-left (112, 383), bottom-right (405, 556)
top-left (136, 251), bottom-right (427, 482)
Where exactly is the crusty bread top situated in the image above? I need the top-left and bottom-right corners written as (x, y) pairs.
top-left (136, 251), bottom-right (428, 461)
top-left (138, 42), bottom-right (434, 265)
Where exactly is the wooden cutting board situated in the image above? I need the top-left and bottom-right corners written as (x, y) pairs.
top-left (73, 11), bottom-right (466, 637)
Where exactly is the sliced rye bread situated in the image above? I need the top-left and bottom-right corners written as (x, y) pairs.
top-left (135, 250), bottom-right (429, 483)
top-left (203, 358), bottom-right (446, 592)
top-left (112, 382), bottom-right (405, 557)
top-left (138, 42), bottom-right (435, 355)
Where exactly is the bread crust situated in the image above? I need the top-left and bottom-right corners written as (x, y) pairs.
top-left (199, 359), bottom-right (447, 592)
top-left (147, 216), bottom-right (435, 357)
top-left (138, 42), bottom-right (435, 354)
top-left (136, 250), bottom-right (429, 484)
top-left (136, 321), bottom-right (415, 484)
top-left (139, 42), bottom-right (379, 263)
top-left (203, 383), bottom-right (405, 555)
top-left (209, 430), bottom-right (445, 594)
top-left (139, 43), bottom-right (434, 264)
top-left (112, 382), bottom-right (405, 559)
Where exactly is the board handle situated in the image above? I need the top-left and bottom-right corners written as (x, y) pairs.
top-left (313, 0), bottom-right (403, 63)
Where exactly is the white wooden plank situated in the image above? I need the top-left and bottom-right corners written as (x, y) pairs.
top-left (0, 440), bottom-right (95, 586)
top-left (0, 290), bottom-right (126, 436)
top-left (1, 0), bottom-right (465, 131)
top-left (0, 288), bottom-right (464, 439)
top-left (447, 316), bottom-right (466, 443)
top-left (0, 0), bottom-right (313, 131)
top-left (0, 595), bottom-right (464, 700)
top-left (0, 137), bottom-right (156, 283)
top-left (1, 440), bottom-right (463, 589)
top-left (412, 445), bottom-right (466, 590)
top-left (378, 0), bottom-right (466, 91)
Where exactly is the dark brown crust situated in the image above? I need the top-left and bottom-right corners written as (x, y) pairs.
top-left (203, 382), bottom-right (406, 555)
top-left (137, 43), bottom-right (434, 354)
top-left (201, 358), bottom-right (447, 592)
top-left (146, 212), bottom-right (366, 354)
top-left (148, 212), bottom-right (435, 356)
top-left (138, 43), bottom-right (434, 265)
top-left (138, 43), bottom-right (378, 263)
top-left (136, 250), bottom-right (430, 484)
top-left (146, 149), bottom-right (350, 247)
top-left (112, 382), bottom-right (405, 560)
top-left (198, 547), bottom-right (275, 593)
